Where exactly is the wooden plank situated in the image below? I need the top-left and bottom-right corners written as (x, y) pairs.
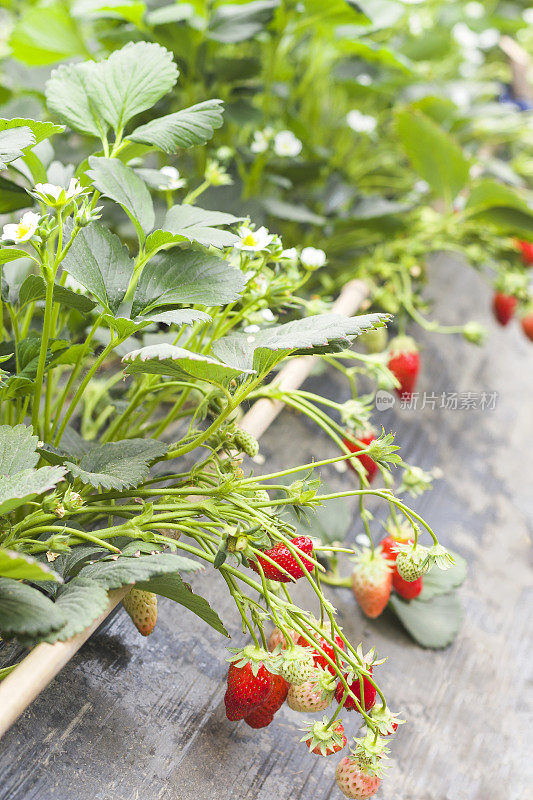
top-left (0, 257), bottom-right (530, 799)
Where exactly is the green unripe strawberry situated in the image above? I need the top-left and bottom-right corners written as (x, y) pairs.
top-left (233, 428), bottom-right (259, 457)
top-left (358, 327), bottom-right (388, 354)
top-left (279, 646), bottom-right (315, 686)
top-left (396, 545), bottom-right (430, 582)
top-left (122, 588), bottom-right (158, 635)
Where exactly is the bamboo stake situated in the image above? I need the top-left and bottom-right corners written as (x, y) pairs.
top-left (0, 278), bottom-right (368, 738)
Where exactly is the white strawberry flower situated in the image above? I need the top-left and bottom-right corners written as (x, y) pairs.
top-left (346, 110), bottom-right (377, 134)
top-left (2, 211), bottom-right (40, 243)
top-left (33, 178), bottom-right (85, 207)
top-left (273, 130), bottom-right (302, 157)
top-left (158, 166), bottom-right (186, 191)
top-left (234, 225), bottom-right (274, 252)
top-left (301, 246), bottom-right (326, 270)
top-left (250, 127), bottom-right (273, 154)
top-left (280, 247), bottom-right (298, 262)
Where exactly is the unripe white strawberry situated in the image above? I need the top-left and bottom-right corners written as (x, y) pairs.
top-left (335, 757), bottom-right (381, 798)
top-left (286, 669), bottom-right (335, 712)
top-left (279, 646), bottom-right (314, 686)
top-left (122, 588), bottom-right (157, 636)
top-left (335, 733), bottom-right (388, 799)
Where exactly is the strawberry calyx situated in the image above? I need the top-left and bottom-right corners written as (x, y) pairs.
top-left (351, 547), bottom-right (392, 581)
top-left (227, 645), bottom-right (279, 676)
top-left (300, 717), bottom-right (347, 756)
top-left (387, 335), bottom-right (418, 357)
top-left (277, 645), bottom-right (315, 685)
top-left (369, 704), bottom-right (405, 736)
top-left (309, 666), bottom-right (338, 702)
top-left (348, 733), bottom-right (390, 778)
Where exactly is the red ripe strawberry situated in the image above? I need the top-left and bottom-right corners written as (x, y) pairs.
top-left (310, 721), bottom-right (347, 755)
top-left (224, 655), bottom-right (273, 721)
top-left (302, 719), bottom-right (347, 756)
top-left (492, 292), bottom-right (517, 326)
top-left (351, 549), bottom-right (392, 618)
top-left (342, 433), bottom-right (378, 482)
top-left (244, 674), bottom-right (288, 728)
top-left (263, 673), bottom-right (289, 713)
top-left (296, 628), bottom-right (345, 674)
top-left (250, 536), bottom-right (314, 582)
top-left (387, 336), bottom-right (420, 399)
top-left (244, 707), bottom-right (274, 728)
top-left (335, 669), bottom-right (377, 713)
top-left (521, 313), bottom-right (533, 342)
top-left (517, 239), bottom-right (533, 266)
top-left (379, 535), bottom-right (400, 563)
top-left (369, 704), bottom-right (405, 736)
top-left (392, 570), bottom-right (423, 600)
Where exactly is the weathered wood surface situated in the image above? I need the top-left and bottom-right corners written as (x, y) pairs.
top-left (0, 257), bottom-right (531, 800)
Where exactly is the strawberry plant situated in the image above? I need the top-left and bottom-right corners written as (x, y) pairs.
top-left (5, 0), bottom-right (531, 349)
top-left (0, 41), bottom-right (459, 797)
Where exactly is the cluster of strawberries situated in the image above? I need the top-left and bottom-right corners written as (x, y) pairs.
top-left (222, 537), bottom-right (400, 797)
top-left (492, 239), bottom-right (533, 341)
top-left (224, 628), bottom-right (400, 798)
top-left (350, 527), bottom-right (425, 623)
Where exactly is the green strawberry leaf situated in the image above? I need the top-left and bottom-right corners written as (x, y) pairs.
top-left (155, 204), bottom-right (243, 249)
top-left (65, 438), bottom-right (168, 490)
top-left (136, 572), bottom-right (229, 637)
top-left (0, 176), bottom-right (31, 214)
top-left (77, 553), bottom-right (202, 589)
top-left (46, 61), bottom-right (107, 138)
top-left (0, 125), bottom-right (34, 170)
top-left (61, 221), bottom-right (133, 314)
top-left (72, 0), bottom-right (147, 28)
top-left (0, 424), bottom-right (67, 514)
top-left (0, 248), bottom-right (36, 265)
top-left (0, 578), bottom-right (66, 638)
top-left (129, 99), bottom-right (224, 153)
top-left (131, 248), bottom-right (245, 317)
top-left (87, 156), bottom-right (155, 235)
top-left (0, 424), bottom-right (39, 473)
top-left (418, 551), bottom-right (467, 601)
top-left (9, 3), bottom-right (87, 66)
top-left (389, 591), bottom-right (463, 649)
top-left (214, 312), bottom-right (389, 373)
top-left (395, 107), bottom-right (470, 204)
top-left (122, 344), bottom-right (253, 385)
top-left (31, 577), bottom-right (110, 644)
top-left (18, 274), bottom-right (96, 313)
top-left (0, 548), bottom-right (63, 582)
top-left (0, 466), bottom-right (67, 515)
top-left (87, 42), bottom-right (178, 132)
